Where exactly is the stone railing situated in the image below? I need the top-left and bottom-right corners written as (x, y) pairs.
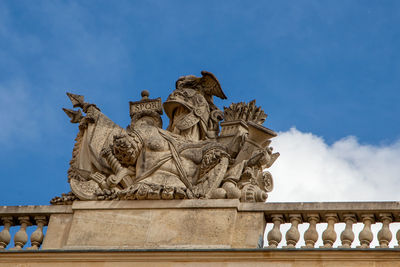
top-left (0, 205), bottom-right (72, 250)
top-left (240, 201), bottom-right (400, 248)
top-left (1, 201), bottom-right (400, 250)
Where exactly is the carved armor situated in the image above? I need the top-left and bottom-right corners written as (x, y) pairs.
top-left (164, 88), bottom-right (211, 140)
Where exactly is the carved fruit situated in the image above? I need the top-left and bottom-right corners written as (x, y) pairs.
top-left (210, 188), bottom-right (227, 199)
top-left (222, 182), bottom-right (241, 199)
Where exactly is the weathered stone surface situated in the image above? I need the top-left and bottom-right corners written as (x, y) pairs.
top-left (55, 71), bottom-right (279, 204)
top-left (142, 209), bottom-right (236, 248)
top-left (43, 71), bottom-right (282, 251)
top-left (3, 201), bottom-right (400, 252)
top-left (1, 250), bottom-right (400, 267)
top-left (65, 209), bottom-right (235, 249)
top-left (63, 206), bottom-right (239, 248)
top-left (42, 214), bottom-right (73, 249)
top-left (232, 212), bottom-right (266, 248)
top-left (72, 199), bottom-right (241, 210)
top-left (65, 210), bottom-right (153, 248)
top-left (38, 200), bottom-right (264, 249)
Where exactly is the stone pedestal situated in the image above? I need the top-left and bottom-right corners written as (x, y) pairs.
top-left (42, 199), bottom-right (265, 249)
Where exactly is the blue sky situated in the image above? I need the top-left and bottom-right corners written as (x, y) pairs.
top-left (1, 0), bottom-right (400, 205)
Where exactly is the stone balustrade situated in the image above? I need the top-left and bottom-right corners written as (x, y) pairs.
top-left (1, 201), bottom-right (400, 250)
top-left (0, 205), bottom-right (72, 250)
top-left (240, 201), bottom-right (400, 249)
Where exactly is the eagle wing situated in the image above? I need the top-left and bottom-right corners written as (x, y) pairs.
top-left (199, 71), bottom-right (227, 100)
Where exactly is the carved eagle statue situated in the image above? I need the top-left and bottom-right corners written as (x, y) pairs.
top-left (175, 70), bottom-right (227, 110)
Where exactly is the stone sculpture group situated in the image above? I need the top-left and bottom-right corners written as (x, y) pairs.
top-left (52, 71), bottom-right (279, 204)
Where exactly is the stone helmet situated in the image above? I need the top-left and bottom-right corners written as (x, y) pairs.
top-left (164, 72), bottom-right (226, 139)
top-left (163, 86), bottom-right (210, 134)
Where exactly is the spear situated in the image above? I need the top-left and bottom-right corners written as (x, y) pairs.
top-left (66, 92), bottom-right (85, 109)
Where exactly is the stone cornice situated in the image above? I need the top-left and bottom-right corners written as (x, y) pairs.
top-left (2, 249), bottom-right (400, 263)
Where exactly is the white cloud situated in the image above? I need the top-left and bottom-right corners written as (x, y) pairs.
top-left (268, 127), bottom-right (400, 202)
top-left (265, 128), bottom-right (400, 248)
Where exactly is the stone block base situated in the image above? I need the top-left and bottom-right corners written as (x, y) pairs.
top-left (42, 199), bottom-right (265, 249)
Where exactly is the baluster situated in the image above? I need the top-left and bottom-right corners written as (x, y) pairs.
top-left (339, 214), bottom-right (356, 248)
top-left (320, 213), bottom-right (338, 248)
top-left (267, 214), bottom-right (284, 248)
top-left (396, 229), bottom-right (400, 248)
top-left (377, 213), bottom-right (392, 248)
top-left (28, 216), bottom-right (47, 250)
top-left (357, 214), bottom-right (374, 248)
top-left (0, 216), bottom-right (13, 249)
top-left (12, 216), bottom-right (30, 250)
top-left (283, 214), bottom-right (302, 248)
top-left (302, 214), bottom-right (319, 248)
